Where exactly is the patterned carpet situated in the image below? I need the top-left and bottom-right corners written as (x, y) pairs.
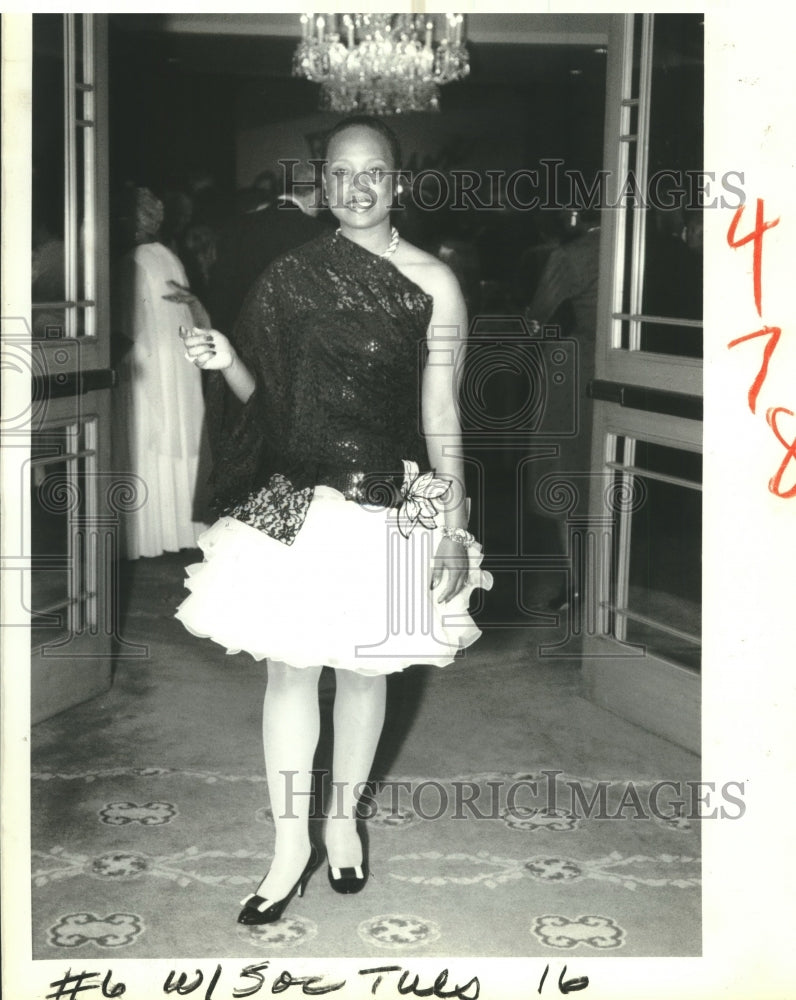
top-left (30, 552), bottom-right (701, 960)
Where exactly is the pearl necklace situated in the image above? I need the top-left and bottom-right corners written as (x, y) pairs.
top-left (380, 226), bottom-right (400, 259)
top-left (337, 226), bottom-right (400, 260)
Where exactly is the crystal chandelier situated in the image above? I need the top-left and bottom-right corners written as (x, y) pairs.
top-left (293, 13), bottom-right (470, 114)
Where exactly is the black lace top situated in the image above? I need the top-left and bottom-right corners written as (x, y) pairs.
top-left (207, 231), bottom-right (435, 542)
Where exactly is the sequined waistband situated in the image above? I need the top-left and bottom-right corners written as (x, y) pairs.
top-left (336, 470), bottom-right (404, 506)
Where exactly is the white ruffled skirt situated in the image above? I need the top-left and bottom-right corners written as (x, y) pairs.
top-left (175, 486), bottom-right (493, 675)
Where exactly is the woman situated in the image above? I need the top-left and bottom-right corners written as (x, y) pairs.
top-left (114, 186), bottom-right (208, 559)
top-left (176, 117), bottom-right (491, 924)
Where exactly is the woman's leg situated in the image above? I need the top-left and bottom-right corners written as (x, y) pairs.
top-left (257, 659), bottom-right (322, 900)
top-left (326, 670), bottom-right (387, 868)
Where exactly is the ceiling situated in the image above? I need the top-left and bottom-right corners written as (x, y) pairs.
top-left (112, 13), bottom-right (611, 47)
top-left (106, 13), bottom-right (612, 189)
top-left (109, 13), bottom-right (610, 89)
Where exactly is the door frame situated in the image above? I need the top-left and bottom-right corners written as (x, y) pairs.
top-left (582, 13), bottom-right (703, 753)
top-left (2, 13), bottom-right (117, 723)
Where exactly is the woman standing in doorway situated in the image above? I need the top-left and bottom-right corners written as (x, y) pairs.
top-left (114, 186), bottom-right (208, 559)
top-left (176, 116), bottom-right (491, 923)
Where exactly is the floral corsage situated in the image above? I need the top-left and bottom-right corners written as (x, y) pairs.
top-left (396, 460), bottom-right (451, 538)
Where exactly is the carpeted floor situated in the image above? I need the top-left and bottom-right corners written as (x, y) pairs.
top-left (31, 551), bottom-right (700, 959)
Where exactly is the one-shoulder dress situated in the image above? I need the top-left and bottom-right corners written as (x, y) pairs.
top-left (175, 231), bottom-right (492, 675)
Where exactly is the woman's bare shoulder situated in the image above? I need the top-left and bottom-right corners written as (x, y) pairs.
top-left (394, 238), bottom-right (461, 299)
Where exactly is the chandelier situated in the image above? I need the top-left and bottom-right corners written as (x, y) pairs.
top-left (293, 13), bottom-right (470, 115)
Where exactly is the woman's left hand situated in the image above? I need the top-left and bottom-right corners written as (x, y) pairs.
top-left (430, 534), bottom-right (470, 603)
top-left (181, 327), bottom-right (236, 370)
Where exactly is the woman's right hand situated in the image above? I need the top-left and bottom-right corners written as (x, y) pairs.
top-left (180, 326), bottom-right (236, 370)
top-left (165, 280), bottom-right (212, 328)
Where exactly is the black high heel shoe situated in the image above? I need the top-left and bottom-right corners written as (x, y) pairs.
top-left (328, 861), bottom-right (368, 894)
top-left (237, 845), bottom-right (319, 925)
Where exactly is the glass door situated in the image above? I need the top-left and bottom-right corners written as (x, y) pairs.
top-left (582, 13), bottom-right (703, 752)
top-left (10, 14), bottom-right (119, 723)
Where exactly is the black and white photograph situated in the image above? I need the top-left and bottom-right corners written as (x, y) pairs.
top-left (2, 6), bottom-right (794, 999)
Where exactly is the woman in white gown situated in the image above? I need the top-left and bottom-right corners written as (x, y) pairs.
top-left (115, 187), bottom-right (207, 559)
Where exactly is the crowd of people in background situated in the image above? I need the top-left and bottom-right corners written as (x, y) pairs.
top-left (108, 158), bottom-right (702, 566)
top-left (111, 161), bottom-right (702, 340)
top-left (113, 164), bottom-right (573, 326)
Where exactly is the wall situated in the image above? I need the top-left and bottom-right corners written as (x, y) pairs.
top-left (236, 105), bottom-right (540, 190)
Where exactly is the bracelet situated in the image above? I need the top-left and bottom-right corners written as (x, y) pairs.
top-left (441, 526), bottom-right (476, 549)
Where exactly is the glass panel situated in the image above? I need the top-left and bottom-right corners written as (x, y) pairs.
top-left (627, 101), bottom-right (639, 139)
top-left (630, 13), bottom-right (643, 100)
top-left (612, 435), bottom-right (702, 672)
top-left (619, 206), bottom-right (634, 330)
top-left (74, 107), bottom-right (88, 338)
top-left (639, 319), bottom-right (701, 357)
top-left (73, 13), bottom-right (86, 82)
top-left (32, 14), bottom-right (67, 340)
top-left (30, 422), bottom-right (94, 649)
top-left (640, 13), bottom-right (703, 356)
top-left (76, 13), bottom-right (92, 336)
top-left (32, 13), bottom-right (94, 340)
top-left (629, 439), bottom-right (702, 482)
top-left (618, 17), bottom-right (643, 348)
top-left (620, 319), bottom-right (634, 352)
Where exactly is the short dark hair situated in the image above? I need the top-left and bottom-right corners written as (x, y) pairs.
top-left (322, 115), bottom-right (402, 171)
